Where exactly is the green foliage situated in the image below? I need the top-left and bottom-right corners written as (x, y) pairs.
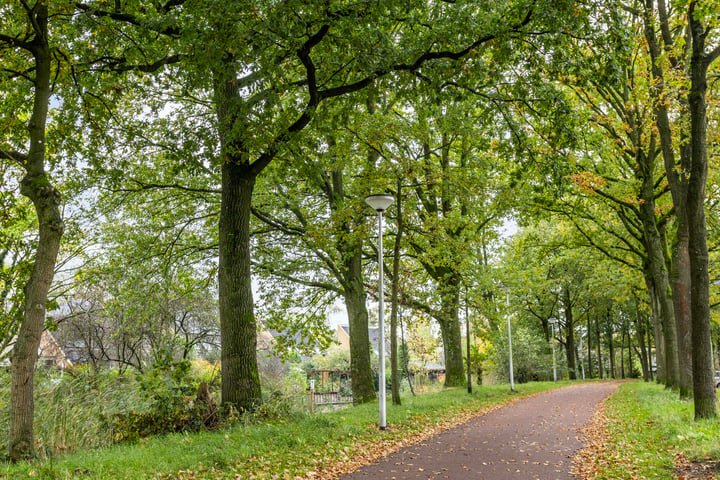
top-left (106, 359), bottom-right (219, 442)
top-left (489, 320), bottom-right (557, 383)
top-left (0, 175), bottom-right (36, 359)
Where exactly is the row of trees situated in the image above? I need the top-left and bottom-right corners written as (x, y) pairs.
top-left (539, 1), bottom-right (720, 418)
top-left (2, 0), bottom-right (719, 462)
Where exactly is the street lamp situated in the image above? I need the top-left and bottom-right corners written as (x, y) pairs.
top-left (365, 193), bottom-right (394, 431)
top-left (506, 290), bottom-right (514, 393)
top-left (549, 318), bottom-right (558, 383)
top-left (499, 286), bottom-right (514, 393)
top-left (578, 328), bottom-right (586, 380)
top-left (465, 286), bottom-right (472, 395)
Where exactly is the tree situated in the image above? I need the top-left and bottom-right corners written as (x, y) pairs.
top-left (0, 1), bottom-right (68, 460)
top-left (503, 218), bottom-right (645, 381)
top-left (77, 0), bottom-right (564, 411)
top-left (543, 18), bottom-right (683, 390)
top-left (685, 0), bottom-right (719, 418)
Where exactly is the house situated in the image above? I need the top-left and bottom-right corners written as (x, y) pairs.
top-left (38, 330), bottom-right (73, 369)
top-left (0, 330), bottom-right (72, 370)
top-left (336, 324), bottom-right (390, 357)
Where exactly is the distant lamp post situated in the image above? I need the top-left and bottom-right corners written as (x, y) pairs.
top-left (549, 318), bottom-right (558, 383)
top-left (579, 329), bottom-right (586, 380)
top-left (466, 286), bottom-right (472, 395)
top-left (365, 193), bottom-right (394, 431)
top-left (500, 285), bottom-right (514, 393)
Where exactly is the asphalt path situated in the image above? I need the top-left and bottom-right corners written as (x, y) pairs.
top-left (342, 382), bottom-right (620, 480)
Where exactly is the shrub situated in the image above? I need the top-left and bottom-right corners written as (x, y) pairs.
top-left (106, 359), bottom-right (220, 442)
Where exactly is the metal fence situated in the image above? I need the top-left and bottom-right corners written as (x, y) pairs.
top-left (307, 369), bottom-right (352, 412)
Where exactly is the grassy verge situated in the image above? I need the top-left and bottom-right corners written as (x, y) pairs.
top-left (1, 381), bottom-right (565, 479)
top-left (593, 381), bottom-right (720, 479)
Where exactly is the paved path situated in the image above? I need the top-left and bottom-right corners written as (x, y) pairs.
top-left (342, 382), bottom-right (620, 480)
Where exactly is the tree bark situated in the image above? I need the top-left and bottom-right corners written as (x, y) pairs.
top-left (638, 151), bottom-right (681, 389)
top-left (214, 60), bottom-right (262, 410)
top-left (646, 275), bottom-right (666, 383)
top-left (218, 162), bottom-right (261, 410)
top-left (435, 278), bottom-right (465, 387)
top-left (344, 250), bottom-right (376, 404)
top-left (596, 317), bottom-right (603, 379)
top-left (562, 288), bottom-right (577, 380)
top-left (635, 302), bottom-right (651, 381)
top-left (642, 0), bottom-right (694, 399)
top-left (607, 320), bottom-right (615, 379)
top-left (9, 3), bottom-right (64, 461)
top-left (687, 2), bottom-right (717, 418)
top-left (620, 324), bottom-right (626, 379)
top-left (389, 182), bottom-right (403, 406)
top-left (671, 226), bottom-right (693, 396)
top-left (627, 322), bottom-right (633, 377)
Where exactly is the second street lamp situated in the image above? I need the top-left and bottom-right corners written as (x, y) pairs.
top-left (549, 318), bottom-right (558, 383)
top-left (506, 290), bottom-right (514, 393)
top-left (499, 284), bottom-right (514, 393)
top-left (364, 193), bottom-right (394, 431)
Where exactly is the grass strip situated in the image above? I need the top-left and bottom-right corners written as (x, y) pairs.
top-left (586, 381), bottom-right (720, 480)
top-left (1, 381), bottom-right (566, 480)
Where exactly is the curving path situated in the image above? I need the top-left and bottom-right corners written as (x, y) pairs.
top-left (342, 382), bottom-right (620, 480)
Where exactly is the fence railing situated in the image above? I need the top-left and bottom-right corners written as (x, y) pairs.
top-left (308, 389), bottom-right (353, 412)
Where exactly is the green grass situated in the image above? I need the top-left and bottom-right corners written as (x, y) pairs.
top-left (0, 381), bottom-right (565, 479)
top-left (595, 381), bottom-right (720, 479)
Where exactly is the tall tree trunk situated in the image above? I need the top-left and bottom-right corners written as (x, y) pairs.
top-left (9, 3), bottom-right (64, 461)
top-left (436, 279), bottom-right (465, 387)
top-left (628, 322), bottom-right (633, 377)
top-left (321, 135), bottom-right (376, 406)
top-left (563, 289), bottom-right (577, 380)
top-left (645, 267), bottom-right (666, 383)
top-left (639, 152), bottom-right (681, 389)
top-left (344, 249), bottom-right (376, 404)
top-left (218, 163), bottom-right (261, 410)
top-left (672, 227), bottom-right (694, 396)
top-left (214, 59), bottom-right (262, 410)
top-left (620, 324), bottom-right (626, 379)
top-left (643, 0), bottom-right (694, 399)
top-left (687, 2), bottom-right (717, 418)
top-left (389, 181), bottom-right (403, 406)
top-left (635, 304), bottom-right (651, 381)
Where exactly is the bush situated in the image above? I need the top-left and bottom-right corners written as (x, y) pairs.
top-left (106, 359), bottom-right (220, 442)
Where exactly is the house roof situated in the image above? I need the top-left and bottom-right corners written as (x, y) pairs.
top-left (338, 325), bottom-right (390, 357)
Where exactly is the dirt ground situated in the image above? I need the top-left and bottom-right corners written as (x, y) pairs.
top-left (340, 382), bottom-right (621, 480)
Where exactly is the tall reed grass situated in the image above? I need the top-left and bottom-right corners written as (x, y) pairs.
top-left (0, 368), bottom-right (156, 459)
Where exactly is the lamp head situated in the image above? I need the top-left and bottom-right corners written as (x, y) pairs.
top-left (364, 193), bottom-right (394, 212)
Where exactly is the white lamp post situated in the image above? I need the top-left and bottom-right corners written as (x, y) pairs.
top-left (506, 290), bottom-right (514, 393)
top-left (365, 193), bottom-right (394, 430)
top-left (549, 318), bottom-right (558, 383)
top-left (579, 329), bottom-right (586, 380)
top-left (499, 285), bottom-right (514, 392)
